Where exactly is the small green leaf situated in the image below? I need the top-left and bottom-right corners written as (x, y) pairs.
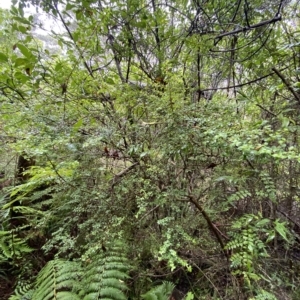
top-left (12, 16), bottom-right (31, 25)
top-left (266, 231), bottom-right (275, 243)
top-left (140, 152), bottom-right (148, 158)
top-left (66, 3), bottom-right (75, 10)
top-left (14, 71), bottom-right (29, 83)
top-left (0, 52), bottom-right (8, 62)
top-left (274, 220), bottom-right (289, 242)
top-left (58, 39), bottom-right (63, 48)
top-left (76, 10), bottom-right (83, 21)
top-left (17, 43), bottom-right (32, 58)
top-left (294, 82), bottom-right (300, 88)
top-left (247, 272), bottom-right (261, 281)
top-left (248, 243), bottom-right (254, 252)
top-left (185, 292), bottom-right (194, 300)
top-left (256, 218), bottom-right (270, 227)
top-left (18, 25), bottom-right (30, 33)
top-left (14, 57), bottom-right (27, 67)
top-left (73, 31), bottom-right (80, 42)
top-left (55, 63), bottom-right (63, 71)
top-left (73, 119), bottom-right (83, 132)
top-left (105, 77), bottom-right (115, 84)
top-left (281, 117), bottom-right (290, 128)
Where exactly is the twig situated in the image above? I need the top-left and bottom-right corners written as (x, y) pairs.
top-left (139, 204), bottom-right (160, 222)
top-left (199, 66), bottom-right (289, 92)
top-left (256, 104), bottom-right (277, 117)
top-left (52, 3), bottom-right (94, 78)
top-left (214, 15), bottom-right (281, 44)
top-left (277, 208), bottom-right (300, 229)
top-left (110, 162), bottom-right (139, 188)
top-left (44, 153), bottom-right (83, 191)
top-left (272, 68), bottom-right (300, 103)
top-left (188, 194), bottom-right (230, 260)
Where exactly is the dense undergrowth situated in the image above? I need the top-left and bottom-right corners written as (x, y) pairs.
top-left (0, 0), bottom-right (300, 299)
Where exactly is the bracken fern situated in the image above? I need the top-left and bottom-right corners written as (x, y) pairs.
top-left (10, 240), bottom-right (131, 300)
top-left (141, 281), bottom-right (175, 300)
top-left (31, 259), bottom-right (81, 300)
top-left (79, 241), bottom-right (130, 300)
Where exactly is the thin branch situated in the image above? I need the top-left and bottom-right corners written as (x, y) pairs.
top-left (276, 0), bottom-right (286, 16)
top-left (277, 208), bottom-right (300, 229)
top-left (244, 0), bottom-right (251, 27)
top-left (110, 162), bottom-right (139, 188)
top-left (126, 38), bottom-right (132, 83)
top-left (256, 104), bottom-right (277, 117)
top-left (52, 3), bottom-right (94, 78)
top-left (151, 0), bottom-right (161, 51)
top-left (245, 158), bottom-right (255, 170)
top-left (213, 25), bottom-right (274, 64)
top-left (199, 66), bottom-right (289, 92)
top-left (139, 204), bottom-right (160, 222)
top-left (272, 67), bottom-right (300, 103)
top-left (91, 59), bottom-right (114, 73)
top-left (188, 194), bottom-right (229, 260)
top-left (107, 34), bottom-right (125, 83)
top-left (210, 22), bottom-right (270, 53)
top-left (214, 15), bottom-right (281, 44)
top-left (231, 0), bottom-right (242, 22)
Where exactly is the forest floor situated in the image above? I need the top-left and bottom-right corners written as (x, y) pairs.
top-left (0, 276), bottom-right (15, 300)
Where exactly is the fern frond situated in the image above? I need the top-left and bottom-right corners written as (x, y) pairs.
top-left (99, 287), bottom-right (127, 300)
top-left (9, 283), bottom-right (34, 300)
top-left (101, 270), bottom-right (130, 280)
top-left (142, 281), bottom-right (176, 300)
top-left (32, 259), bottom-right (81, 300)
top-left (9, 205), bottom-right (44, 216)
top-left (81, 241), bottom-right (130, 300)
top-left (0, 231), bottom-right (33, 260)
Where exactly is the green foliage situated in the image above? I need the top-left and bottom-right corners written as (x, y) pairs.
top-left (184, 292), bottom-right (194, 300)
top-left (0, 230), bottom-right (33, 263)
top-left (273, 219), bottom-right (290, 243)
top-left (226, 213), bottom-right (291, 295)
top-left (9, 241), bottom-right (131, 300)
top-left (157, 227), bottom-right (192, 272)
top-left (79, 241), bottom-right (130, 300)
top-left (258, 172), bottom-right (276, 202)
top-left (249, 289), bottom-right (277, 300)
top-left (9, 283), bottom-right (34, 300)
top-left (226, 214), bottom-right (269, 281)
top-left (141, 281), bottom-right (175, 300)
top-left (32, 259), bottom-right (81, 300)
